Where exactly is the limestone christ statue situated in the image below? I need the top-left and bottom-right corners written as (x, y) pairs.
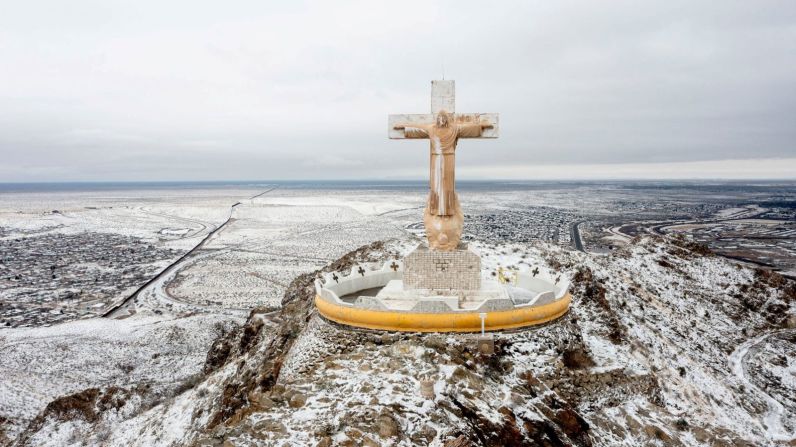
top-left (393, 110), bottom-right (493, 217)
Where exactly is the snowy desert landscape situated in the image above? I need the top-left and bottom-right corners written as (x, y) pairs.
top-left (4, 0), bottom-right (796, 444)
top-left (1, 181), bottom-right (795, 446)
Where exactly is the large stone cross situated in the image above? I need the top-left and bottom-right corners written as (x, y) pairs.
top-left (388, 80), bottom-right (499, 251)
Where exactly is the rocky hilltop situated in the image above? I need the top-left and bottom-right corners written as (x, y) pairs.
top-left (12, 236), bottom-right (796, 446)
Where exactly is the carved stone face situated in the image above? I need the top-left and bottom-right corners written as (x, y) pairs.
top-left (436, 111), bottom-right (451, 128)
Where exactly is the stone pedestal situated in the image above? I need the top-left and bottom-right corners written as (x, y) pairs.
top-left (403, 244), bottom-right (481, 291)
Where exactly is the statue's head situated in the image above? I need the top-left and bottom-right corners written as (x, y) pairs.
top-left (436, 110), bottom-right (451, 128)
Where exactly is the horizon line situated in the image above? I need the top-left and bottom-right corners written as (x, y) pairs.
top-left (2, 178), bottom-right (796, 185)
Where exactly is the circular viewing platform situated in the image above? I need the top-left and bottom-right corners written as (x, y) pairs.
top-left (314, 260), bottom-right (571, 333)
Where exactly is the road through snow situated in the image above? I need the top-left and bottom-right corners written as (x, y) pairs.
top-left (106, 189), bottom-right (273, 319)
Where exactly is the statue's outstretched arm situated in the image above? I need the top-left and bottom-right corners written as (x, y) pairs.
top-left (394, 123), bottom-right (430, 139)
top-left (457, 120), bottom-right (493, 138)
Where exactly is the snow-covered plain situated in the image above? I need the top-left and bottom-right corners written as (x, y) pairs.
top-left (1, 187), bottom-right (260, 441)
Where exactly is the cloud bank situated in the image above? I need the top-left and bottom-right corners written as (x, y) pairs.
top-left (1, 1), bottom-right (794, 181)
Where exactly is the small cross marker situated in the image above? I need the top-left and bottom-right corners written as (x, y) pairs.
top-left (358, 266), bottom-right (366, 276)
top-left (532, 267), bottom-right (540, 277)
top-left (332, 273), bottom-right (339, 283)
top-left (390, 261), bottom-right (399, 272)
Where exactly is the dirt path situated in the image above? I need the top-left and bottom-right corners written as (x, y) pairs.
top-left (728, 329), bottom-right (795, 442)
top-left (139, 207), bottom-right (211, 239)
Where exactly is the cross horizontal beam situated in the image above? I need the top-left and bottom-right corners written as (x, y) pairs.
top-left (388, 113), bottom-right (499, 139)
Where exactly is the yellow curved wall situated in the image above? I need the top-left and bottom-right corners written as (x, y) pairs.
top-left (315, 293), bottom-right (571, 332)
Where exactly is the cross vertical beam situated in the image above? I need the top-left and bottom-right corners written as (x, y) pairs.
top-left (431, 80), bottom-right (455, 113)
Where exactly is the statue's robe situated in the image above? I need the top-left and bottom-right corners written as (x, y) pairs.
top-left (404, 123), bottom-right (484, 216)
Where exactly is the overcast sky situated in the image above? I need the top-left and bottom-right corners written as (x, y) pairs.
top-left (1, 0), bottom-right (795, 182)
